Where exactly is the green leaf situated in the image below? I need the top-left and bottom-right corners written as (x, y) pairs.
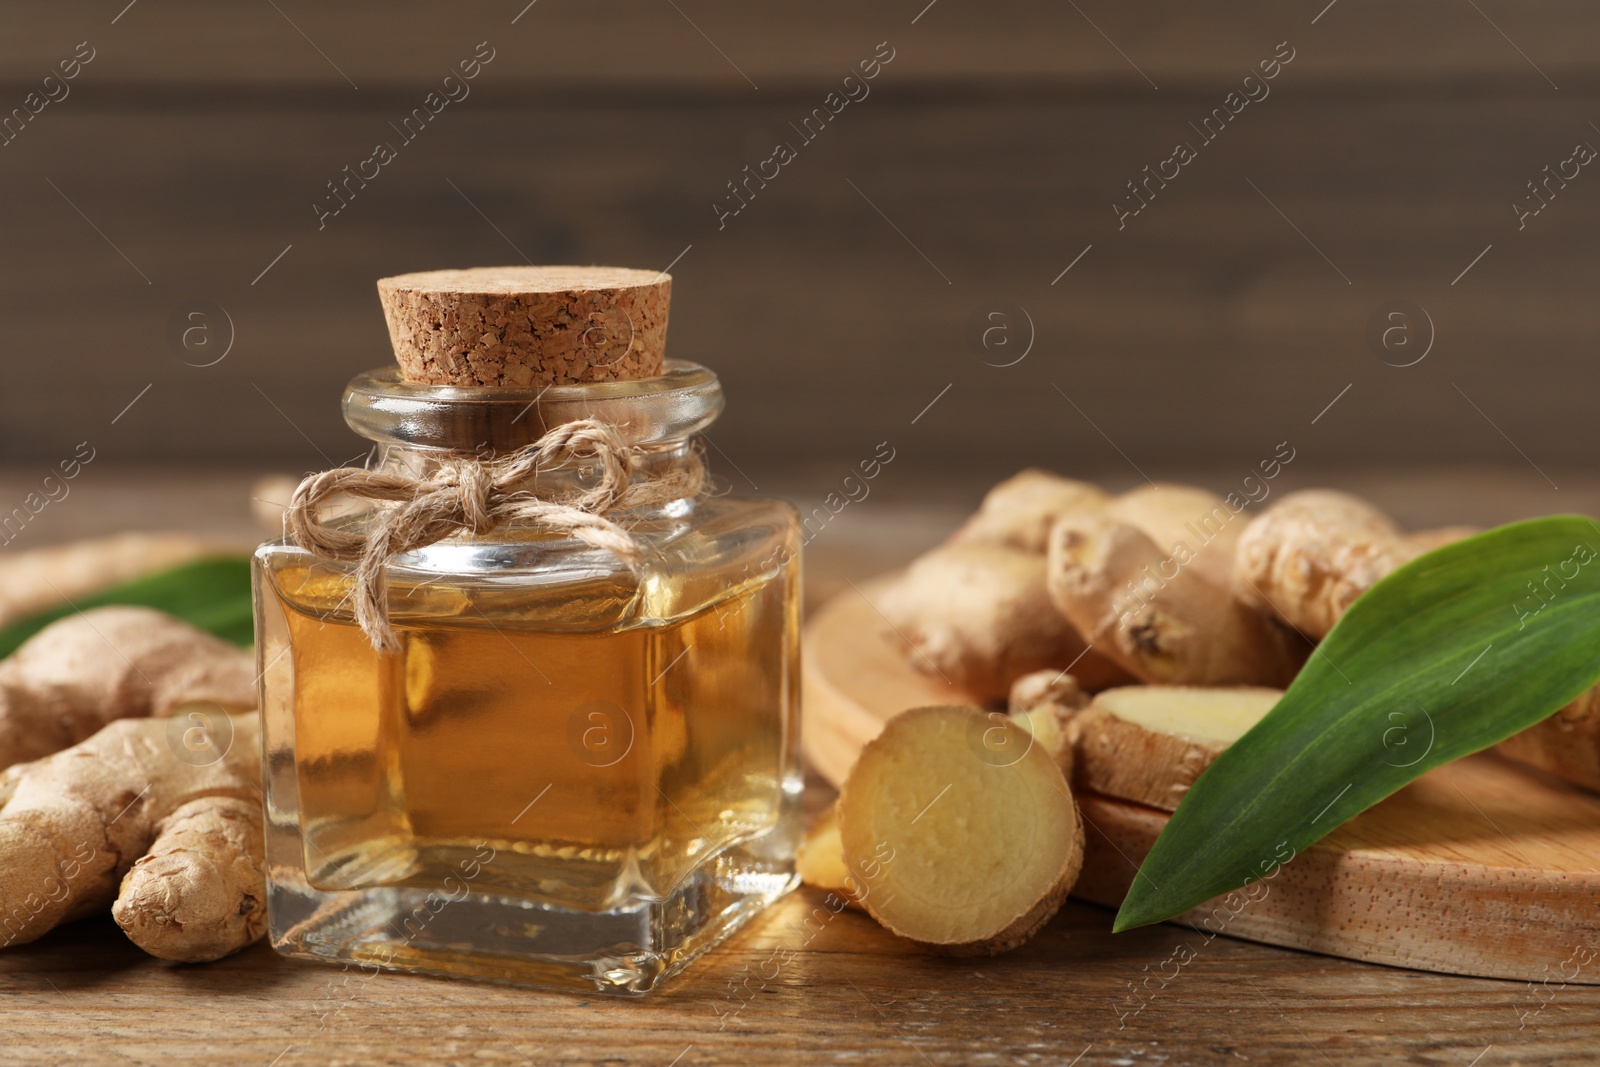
top-left (1115, 515), bottom-right (1600, 931)
top-left (0, 556), bottom-right (254, 659)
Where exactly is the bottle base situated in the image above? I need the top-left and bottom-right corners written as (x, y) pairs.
top-left (268, 843), bottom-right (797, 995)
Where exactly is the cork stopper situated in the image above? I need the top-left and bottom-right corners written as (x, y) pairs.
top-left (376, 266), bottom-right (671, 388)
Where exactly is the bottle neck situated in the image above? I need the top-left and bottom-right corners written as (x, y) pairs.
top-left (371, 436), bottom-right (705, 518)
top-left (341, 361), bottom-right (723, 522)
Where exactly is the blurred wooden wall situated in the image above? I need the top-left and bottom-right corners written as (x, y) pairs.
top-left (0, 1), bottom-right (1597, 489)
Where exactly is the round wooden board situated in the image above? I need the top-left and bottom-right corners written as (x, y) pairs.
top-left (800, 576), bottom-right (974, 787)
top-left (802, 577), bottom-right (1600, 984)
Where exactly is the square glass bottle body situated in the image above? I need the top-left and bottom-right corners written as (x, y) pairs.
top-left (254, 365), bottom-right (803, 994)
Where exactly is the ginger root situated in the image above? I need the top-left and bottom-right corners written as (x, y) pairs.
top-left (1228, 490), bottom-right (1600, 795)
top-left (883, 478), bottom-right (1296, 700)
top-left (1047, 513), bottom-right (1303, 687)
top-left (1497, 688), bottom-right (1600, 794)
top-left (0, 712), bottom-right (265, 962)
top-left (1063, 685), bottom-right (1280, 810)
top-left (950, 470), bottom-right (1110, 553)
top-left (1107, 483), bottom-right (1244, 591)
top-left (0, 606), bottom-right (256, 772)
top-left (876, 544), bottom-right (1131, 702)
top-left (1233, 489), bottom-right (1422, 639)
top-left (0, 533), bottom-right (215, 632)
top-left (837, 705), bottom-right (1083, 954)
top-left (113, 790), bottom-right (266, 962)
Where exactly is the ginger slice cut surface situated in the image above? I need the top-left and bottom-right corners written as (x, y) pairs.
top-left (1063, 686), bottom-right (1282, 811)
top-left (838, 705), bottom-right (1082, 955)
top-left (1093, 685), bottom-right (1282, 744)
top-left (797, 803), bottom-right (853, 897)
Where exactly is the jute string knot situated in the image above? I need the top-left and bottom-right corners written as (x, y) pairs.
top-left (286, 418), bottom-right (705, 653)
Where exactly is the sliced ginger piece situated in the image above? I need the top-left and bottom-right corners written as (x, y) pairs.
top-left (837, 705), bottom-right (1083, 955)
top-left (1005, 669), bottom-right (1091, 769)
top-left (797, 802), bottom-right (852, 897)
top-left (1068, 685), bottom-right (1281, 811)
top-left (796, 802), bottom-right (895, 909)
top-left (1094, 684), bottom-right (1281, 742)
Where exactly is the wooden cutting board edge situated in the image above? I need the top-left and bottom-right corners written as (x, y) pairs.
top-left (801, 576), bottom-right (1600, 985)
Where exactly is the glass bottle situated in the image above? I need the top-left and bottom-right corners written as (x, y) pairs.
top-left (253, 360), bottom-right (803, 994)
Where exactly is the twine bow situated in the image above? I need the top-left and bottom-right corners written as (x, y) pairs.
top-left (286, 419), bottom-right (705, 653)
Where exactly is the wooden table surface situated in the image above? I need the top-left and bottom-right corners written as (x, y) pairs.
top-left (7, 893), bottom-right (1596, 1067)
top-left (2, 467), bottom-right (1598, 1066)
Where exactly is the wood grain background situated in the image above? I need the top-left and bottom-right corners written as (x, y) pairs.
top-left (0, 1), bottom-right (1596, 496)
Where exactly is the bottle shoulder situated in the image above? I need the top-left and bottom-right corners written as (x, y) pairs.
top-left (256, 494), bottom-right (798, 568)
top-left (255, 494), bottom-right (801, 630)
